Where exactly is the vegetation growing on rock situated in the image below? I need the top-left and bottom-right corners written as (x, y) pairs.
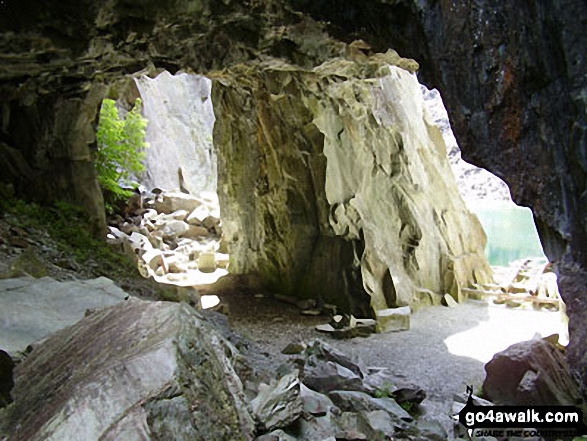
top-left (96, 98), bottom-right (148, 213)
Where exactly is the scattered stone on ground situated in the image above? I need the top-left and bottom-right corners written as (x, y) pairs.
top-left (107, 189), bottom-right (229, 290)
top-left (376, 306), bottom-right (411, 332)
top-left (315, 315), bottom-right (377, 339)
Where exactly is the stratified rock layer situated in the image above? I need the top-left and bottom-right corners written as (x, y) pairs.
top-left (0, 299), bottom-right (255, 441)
top-left (213, 54), bottom-right (491, 313)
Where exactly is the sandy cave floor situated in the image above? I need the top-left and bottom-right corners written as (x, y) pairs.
top-left (224, 290), bottom-right (568, 431)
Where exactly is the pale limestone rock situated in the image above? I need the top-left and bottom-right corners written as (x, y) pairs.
top-left (314, 65), bottom-right (492, 310)
top-left (216, 253), bottom-right (230, 269)
top-left (183, 225), bottom-right (209, 239)
top-left (189, 204), bottom-right (211, 224)
top-left (169, 209), bottom-right (189, 221)
top-left (198, 252), bottom-right (216, 273)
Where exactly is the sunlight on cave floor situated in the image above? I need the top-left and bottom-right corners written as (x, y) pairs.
top-left (444, 299), bottom-right (568, 363)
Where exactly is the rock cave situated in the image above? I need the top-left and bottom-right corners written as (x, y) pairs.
top-left (0, 0), bottom-right (586, 440)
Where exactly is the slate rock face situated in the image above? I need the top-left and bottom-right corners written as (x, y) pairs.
top-left (213, 55), bottom-right (491, 313)
top-left (0, 299), bottom-right (255, 441)
top-left (135, 71), bottom-right (217, 195)
top-left (287, 0), bottom-right (587, 389)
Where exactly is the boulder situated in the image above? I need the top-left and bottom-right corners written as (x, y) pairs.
top-left (183, 225), bottom-right (210, 239)
top-left (0, 277), bottom-right (128, 355)
top-left (482, 337), bottom-right (583, 406)
top-left (255, 430), bottom-right (297, 441)
top-left (0, 299), bottom-right (255, 440)
top-left (154, 192), bottom-right (203, 215)
top-left (302, 361), bottom-right (366, 395)
top-left (159, 220), bottom-right (190, 239)
top-left (300, 383), bottom-right (339, 417)
top-left (392, 387), bottom-right (426, 407)
top-left (305, 340), bottom-right (368, 379)
top-left (251, 372), bottom-right (303, 432)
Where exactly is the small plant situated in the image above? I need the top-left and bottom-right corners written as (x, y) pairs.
top-left (95, 98), bottom-right (148, 212)
top-left (374, 381), bottom-right (395, 399)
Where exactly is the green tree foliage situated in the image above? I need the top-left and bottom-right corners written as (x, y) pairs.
top-left (96, 98), bottom-right (148, 210)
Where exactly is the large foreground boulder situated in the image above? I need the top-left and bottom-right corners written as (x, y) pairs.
top-left (0, 299), bottom-right (255, 441)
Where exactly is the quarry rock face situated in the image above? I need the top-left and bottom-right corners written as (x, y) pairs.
top-left (0, 299), bottom-right (255, 441)
top-left (288, 0), bottom-right (587, 389)
top-left (213, 55), bottom-right (491, 313)
top-left (1, 0), bottom-right (587, 390)
top-left (135, 72), bottom-right (217, 195)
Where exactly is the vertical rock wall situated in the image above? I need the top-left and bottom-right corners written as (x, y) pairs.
top-left (212, 54), bottom-right (492, 313)
top-left (1, 85), bottom-right (107, 235)
top-left (135, 71), bottom-right (217, 194)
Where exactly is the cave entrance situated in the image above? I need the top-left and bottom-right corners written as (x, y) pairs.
top-left (103, 70), bottom-right (227, 310)
top-left (421, 86), bottom-right (568, 362)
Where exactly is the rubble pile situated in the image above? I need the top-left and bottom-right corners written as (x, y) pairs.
top-left (107, 190), bottom-right (229, 288)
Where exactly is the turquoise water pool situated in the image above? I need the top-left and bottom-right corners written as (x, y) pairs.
top-left (467, 201), bottom-right (546, 267)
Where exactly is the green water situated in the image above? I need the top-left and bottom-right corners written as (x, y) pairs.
top-left (468, 201), bottom-right (546, 267)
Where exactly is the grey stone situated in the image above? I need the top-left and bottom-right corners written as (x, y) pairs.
top-left (328, 391), bottom-right (412, 425)
top-left (392, 387), bottom-right (426, 406)
top-left (300, 383), bottom-right (339, 417)
top-left (296, 412), bottom-right (340, 441)
top-left (251, 372), bottom-right (303, 432)
top-left (0, 277), bottom-right (128, 356)
top-left (282, 342), bottom-right (306, 355)
top-left (0, 299), bottom-right (255, 441)
top-left (154, 192), bottom-right (203, 215)
top-left (305, 340), bottom-right (368, 378)
top-left (358, 410), bottom-right (395, 439)
top-left (303, 361), bottom-right (366, 395)
top-left (255, 430), bottom-right (297, 441)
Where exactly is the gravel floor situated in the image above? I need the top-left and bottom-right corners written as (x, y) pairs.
top-left (226, 290), bottom-right (567, 432)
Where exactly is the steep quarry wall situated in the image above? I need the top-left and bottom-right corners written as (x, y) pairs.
top-left (212, 54), bottom-right (491, 313)
top-left (288, 0), bottom-right (587, 389)
top-left (134, 72), bottom-right (217, 195)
